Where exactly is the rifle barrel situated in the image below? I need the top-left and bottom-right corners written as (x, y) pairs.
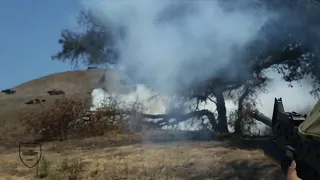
top-left (252, 111), bottom-right (272, 127)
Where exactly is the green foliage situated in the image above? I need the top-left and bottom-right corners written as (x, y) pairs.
top-left (52, 10), bottom-right (120, 66)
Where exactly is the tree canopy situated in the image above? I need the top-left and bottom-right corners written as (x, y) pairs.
top-left (52, 11), bottom-right (121, 66)
top-left (53, 0), bottom-right (320, 134)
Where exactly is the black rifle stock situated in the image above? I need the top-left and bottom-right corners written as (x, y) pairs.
top-left (252, 98), bottom-right (320, 179)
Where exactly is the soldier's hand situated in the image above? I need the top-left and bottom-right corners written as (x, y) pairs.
top-left (287, 161), bottom-right (302, 180)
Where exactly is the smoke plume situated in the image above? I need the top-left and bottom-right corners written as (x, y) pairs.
top-left (82, 0), bottom-right (317, 133)
top-left (82, 0), bottom-right (275, 93)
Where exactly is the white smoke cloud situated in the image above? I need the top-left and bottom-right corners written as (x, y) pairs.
top-left (257, 72), bottom-right (317, 117)
top-left (82, 0), bottom-right (317, 133)
top-left (90, 74), bottom-right (317, 133)
top-left (91, 85), bottom-right (170, 115)
top-left (82, 0), bottom-right (276, 94)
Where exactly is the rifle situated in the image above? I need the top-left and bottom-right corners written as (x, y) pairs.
top-left (252, 98), bottom-right (320, 179)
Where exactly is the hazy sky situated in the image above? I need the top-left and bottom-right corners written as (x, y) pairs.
top-left (0, 0), bottom-right (84, 90)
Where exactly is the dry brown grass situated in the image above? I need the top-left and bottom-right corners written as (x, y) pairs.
top-left (19, 95), bottom-right (126, 142)
top-left (0, 70), bottom-right (284, 179)
top-left (0, 69), bottom-right (105, 145)
top-left (0, 133), bottom-right (283, 180)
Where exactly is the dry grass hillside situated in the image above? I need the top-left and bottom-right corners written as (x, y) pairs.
top-left (0, 69), bottom-right (105, 145)
top-left (0, 70), bottom-right (284, 180)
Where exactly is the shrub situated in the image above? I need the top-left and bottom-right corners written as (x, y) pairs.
top-left (74, 103), bottom-right (124, 138)
top-left (228, 102), bottom-right (261, 136)
top-left (20, 96), bottom-right (123, 142)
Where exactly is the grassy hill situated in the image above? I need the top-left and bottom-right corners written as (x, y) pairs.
top-left (0, 69), bottom-right (105, 143)
top-left (0, 70), bottom-right (284, 180)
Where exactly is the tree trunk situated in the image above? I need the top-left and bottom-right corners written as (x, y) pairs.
top-left (141, 109), bottom-right (219, 132)
top-left (234, 105), bottom-right (242, 135)
top-left (215, 91), bottom-right (229, 133)
top-left (234, 86), bottom-right (250, 135)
